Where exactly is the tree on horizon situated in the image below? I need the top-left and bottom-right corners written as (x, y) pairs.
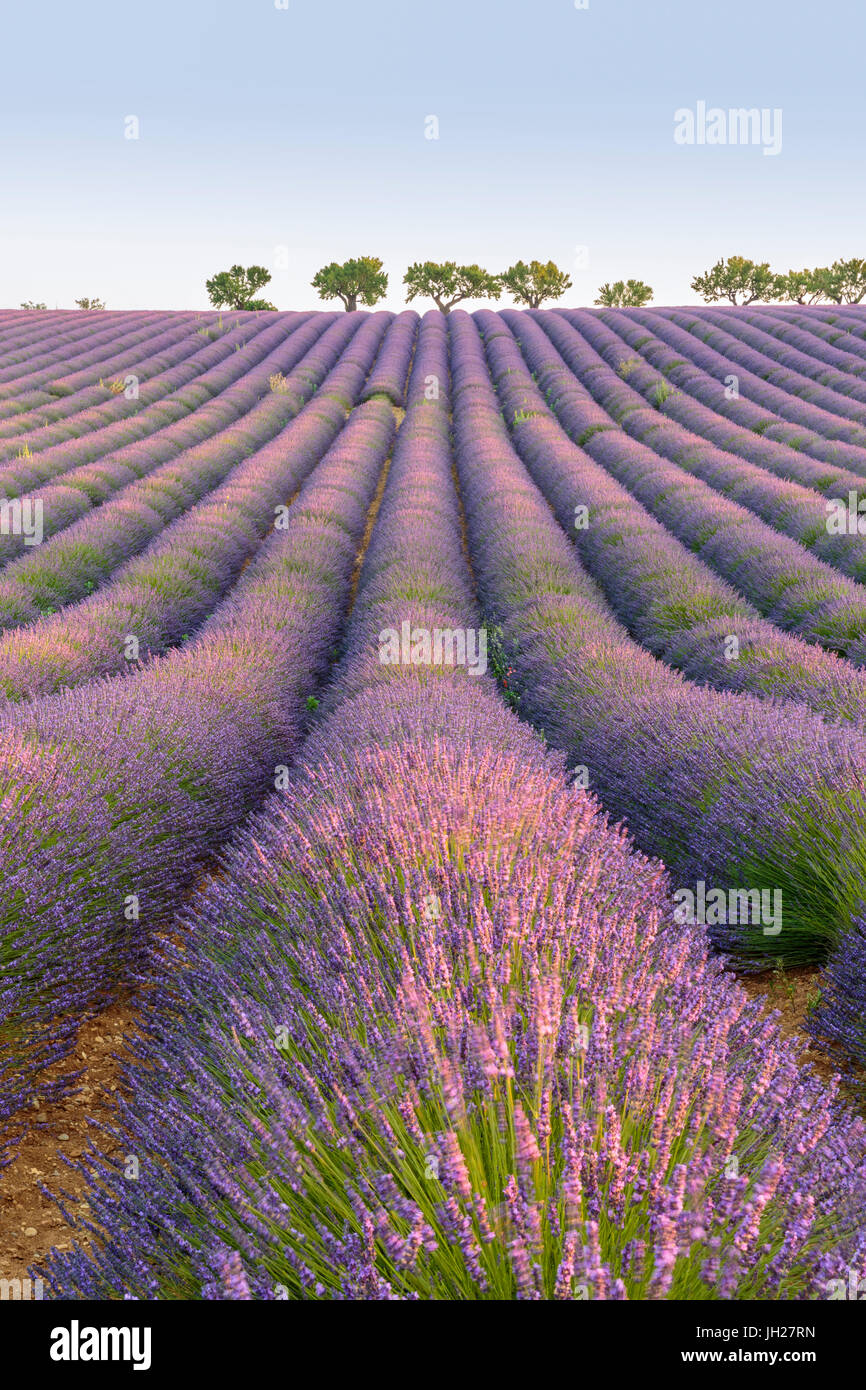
top-left (594, 279), bottom-right (653, 308)
top-left (403, 261), bottom-right (501, 313)
top-left (205, 265), bottom-right (276, 311)
top-left (691, 257), bottom-right (777, 306)
top-left (312, 257), bottom-right (388, 311)
top-left (501, 260), bottom-right (572, 309)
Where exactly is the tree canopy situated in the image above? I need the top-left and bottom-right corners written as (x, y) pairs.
top-left (205, 265), bottom-right (276, 311)
top-left (594, 279), bottom-right (653, 308)
top-left (403, 261), bottom-right (502, 313)
top-left (501, 260), bottom-right (572, 309)
top-left (774, 269), bottom-right (827, 305)
top-left (817, 258), bottom-right (866, 305)
top-left (74, 297), bottom-right (106, 310)
top-left (311, 257), bottom-right (388, 311)
top-left (690, 257), bottom-right (777, 306)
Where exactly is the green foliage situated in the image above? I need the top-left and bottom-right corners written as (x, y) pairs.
top-left (74, 297), bottom-right (106, 310)
top-left (690, 256), bottom-right (778, 306)
top-left (205, 265), bottom-right (275, 311)
top-left (651, 379), bottom-right (675, 407)
top-left (773, 268), bottom-right (828, 305)
top-left (500, 259), bottom-right (572, 308)
top-left (616, 357), bottom-right (641, 378)
top-left (19, 300), bottom-right (47, 310)
top-left (815, 258), bottom-right (866, 305)
top-left (594, 279), bottom-right (653, 308)
top-left (403, 261), bottom-right (502, 314)
top-left (693, 256), bottom-right (866, 307)
top-left (485, 624), bottom-right (520, 709)
top-left (311, 257), bottom-right (388, 311)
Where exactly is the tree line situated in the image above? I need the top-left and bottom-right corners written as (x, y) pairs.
top-left (203, 259), bottom-right (571, 313)
top-left (19, 297), bottom-right (106, 310)
top-left (203, 259), bottom-right (663, 312)
top-left (20, 253), bottom-right (866, 315)
top-left (691, 256), bottom-right (866, 306)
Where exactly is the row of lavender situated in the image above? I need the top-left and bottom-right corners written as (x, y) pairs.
top-left (0, 313), bottom-right (412, 1138)
top-left (0, 314), bottom-right (296, 485)
top-left (0, 312), bottom-right (417, 592)
top-left (0, 314), bottom-right (298, 581)
top-left (450, 310), bottom-right (866, 1064)
top-left (0, 311), bottom-right (193, 402)
top-left (523, 312), bottom-right (866, 662)
top-left (0, 308), bottom-right (414, 470)
top-left (650, 307), bottom-right (866, 426)
top-left (728, 303), bottom-right (866, 360)
top-left (0, 317), bottom-right (348, 622)
top-left (0, 314), bottom-right (320, 568)
top-left (511, 308), bottom-right (866, 1065)
top-left (690, 305), bottom-right (866, 392)
top-left (42, 313), bottom-right (866, 1301)
top-left (552, 307), bottom-right (866, 609)
top-left (0, 316), bottom-right (397, 697)
top-left (0, 314), bottom-right (211, 436)
top-left (0, 308), bottom-right (417, 1098)
top-left (573, 308), bottom-right (866, 490)
top-left (478, 310), bottom-right (866, 725)
top-left (580, 304), bottom-right (866, 457)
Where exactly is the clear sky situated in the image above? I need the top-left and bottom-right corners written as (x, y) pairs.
top-left (1, 0), bottom-right (863, 312)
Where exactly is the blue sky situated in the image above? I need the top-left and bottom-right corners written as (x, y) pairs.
top-left (1, 0), bottom-right (863, 311)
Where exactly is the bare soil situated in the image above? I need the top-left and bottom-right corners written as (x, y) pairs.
top-left (0, 1001), bottom-right (135, 1285)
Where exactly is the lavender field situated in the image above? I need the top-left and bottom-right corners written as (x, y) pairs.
top-left (4, 302), bottom-right (866, 1302)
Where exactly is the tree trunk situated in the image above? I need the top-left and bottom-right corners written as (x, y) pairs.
top-left (346, 295), bottom-right (357, 311)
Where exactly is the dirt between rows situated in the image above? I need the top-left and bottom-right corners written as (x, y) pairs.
top-left (738, 964), bottom-right (846, 1089)
top-left (0, 1002), bottom-right (134, 1289)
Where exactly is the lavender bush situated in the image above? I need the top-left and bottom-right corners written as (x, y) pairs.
top-left (511, 311), bottom-right (866, 655)
top-left (0, 315), bottom-right (363, 624)
top-left (0, 397), bottom-right (395, 1127)
top-left (474, 308), bottom-right (866, 725)
top-left (588, 307), bottom-right (866, 482)
top-left (0, 313), bottom-right (318, 495)
top-left (0, 314), bottom-right (207, 443)
top-left (0, 314), bottom-right (397, 695)
top-left (450, 309), bottom-right (866, 979)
